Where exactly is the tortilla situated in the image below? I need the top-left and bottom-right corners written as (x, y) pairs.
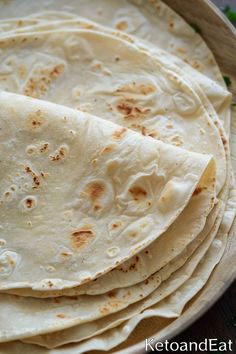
top-left (22, 202), bottom-right (224, 348)
top-left (0, 0), bottom-right (226, 87)
top-left (0, 29), bottom-right (227, 194)
top-left (0, 203), bottom-right (222, 344)
top-left (0, 15), bottom-right (231, 131)
top-left (6, 183), bottom-right (216, 297)
top-left (0, 201), bottom-right (228, 353)
top-left (0, 91), bottom-right (216, 292)
top-left (0, 1), bottom-right (234, 352)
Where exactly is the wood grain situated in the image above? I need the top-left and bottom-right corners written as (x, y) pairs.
top-left (164, 0), bottom-right (236, 83)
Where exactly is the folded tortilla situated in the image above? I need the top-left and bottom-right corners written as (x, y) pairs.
top-left (0, 29), bottom-right (227, 194)
top-left (0, 92), bottom-right (216, 293)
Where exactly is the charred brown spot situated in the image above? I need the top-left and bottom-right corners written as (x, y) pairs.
top-left (116, 83), bottom-right (155, 95)
top-left (193, 186), bottom-right (206, 196)
top-left (129, 186), bottom-right (147, 201)
top-left (93, 204), bottom-right (102, 212)
top-left (108, 290), bottom-right (117, 298)
top-left (40, 171), bottom-right (49, 179)
top-left (27, 110), bottom-right (45, 130)
top-left (50, 146), bottom-right (68, 162)
top-left (47, 281), bottom-right (53, 288)
top-left (99, 144), bottom-right (116, 155)
top-left (24, 166), bottom-right (41, 189)
top-left (117, 102), bottom-right (133, 115)
top-left (25, 166), bottom-right (32, 173)
top-left (111, 223), bottom-right (120, 229)
top-left (56, 314), bottom-right (66, 319)
top-left (117, 100), bottom-right (150, 120)
top-left (60, 252), bottom-right (72, 257)
top-left (100, 306), bottom-right (110, 315)
top-left (116, 21), bottom-right (128, 31)
top-left (129, 262), bottom-right (138, 271)
top-left (85, 182), bottom-right (105, 200)
top-left (25, 198), bottom-right (33, 209)
top-left (24, 64), bottom-right (65, 98)
top-left (221, 134), bottom-right (227, 146)
top-left (148, 130), bottom-right (158, 138)
top-left (112, 127), bottom-right (127, 140)
top-left (33, 176), bottom-right (40, 188)
top-left (40, 143), bottom-right (49, 153)
top-left (141, 126), bottom-right (147, 136)
top-left (71, 228), bottom-right (95, 250)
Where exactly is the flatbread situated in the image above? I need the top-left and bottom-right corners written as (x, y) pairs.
top-left (0, 29), bottom-right (227, 193)
top-left (0, 0), bottom-right (226, 86)
top-left (0, 91), bottom-right (216, 292)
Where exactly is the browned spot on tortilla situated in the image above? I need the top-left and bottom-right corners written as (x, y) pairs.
top-left (193, 186), bottom-right (206, 196)
top-left (111, 221), bottom-right (122, 230)
top-left (40, 143), bottom-right (50, 153)
top-left (109, 300), bottom-right (123, 309)
top-left (116, 82), bottom-right (155, 95)
top-left (93, 204), bottom-right (102, 212)
top-left (108, 290), bottom-right (117, 298)
top-left (191, 60), bottom-right (202, 70)
top-left (25, 198), bottom-right (34, 209)
top-left (85, 182), bottom-right (105, 201)
top-left (100, 306), bottom-right (110, 316)
top-left (24, 166), bottom-right (42, 189)
top-left (9, 258), bottom-right (16, 267)
top-left (56, 314), bottom-right (66, 319)
top-left (60, 252), bottom-right (72, 257)
top-left (148, 130), bottom-right (158, 138)
top-left (47, 281), bottom-right (53, 288)
top-left (99, 144), bottom-right (116, 155)
top-left (24, 64), bottom-right (65, 98)
top-left (27, 110), bottom-right (45, 130)
top-left (91, 158), bottom-right (98, 167)
top-left (4, 191), bottom-right (11, 199)
top-left (129, 186), bottom-right (147, 201)
top-left (129, 262), bottom-right (138, 271)
top-left (112, 127), bottom-right (127, 140)
top-left (169, 21), bottom-right (174, 29)
top-left (116, 99), bottom-right (151, 120)
top-left (50, 146), bottom-right (68, 162)
top-left (40, 171), bottom-right (50, 179)
top-left (116, 21), bottom-right (128, 31)
top-left (220, 131), bottom-right (227, 146)
top-left (71, 228), bottom-right (95, 250)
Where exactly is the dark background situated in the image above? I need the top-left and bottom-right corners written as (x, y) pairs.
top-left (171, 1), bottom-right (236, 353)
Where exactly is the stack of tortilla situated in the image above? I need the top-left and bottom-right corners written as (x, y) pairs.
top-left (0, 1), bottom-right (235, 353)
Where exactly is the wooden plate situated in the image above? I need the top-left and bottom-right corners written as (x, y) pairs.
top-left (109, 1), bottom-right (236, 353)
